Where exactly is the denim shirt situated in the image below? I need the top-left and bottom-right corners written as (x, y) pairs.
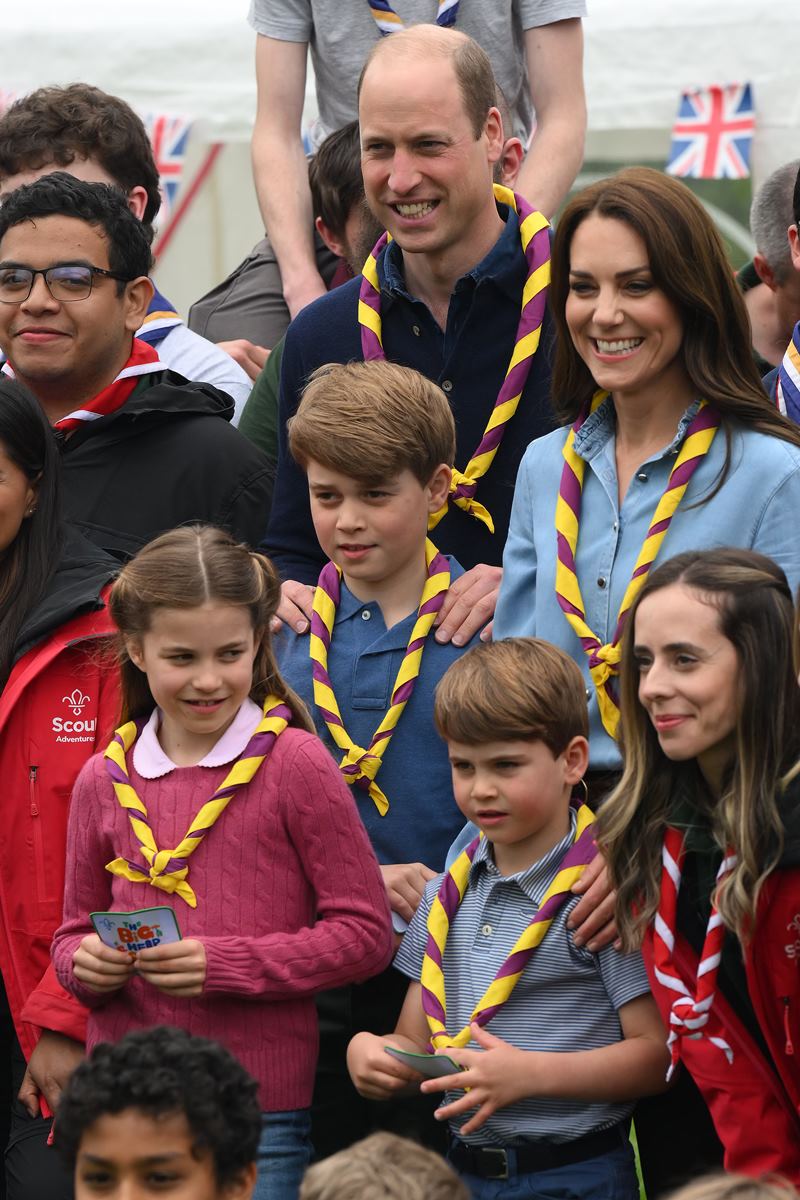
top-left (495, 397), bottom-right (800, 768)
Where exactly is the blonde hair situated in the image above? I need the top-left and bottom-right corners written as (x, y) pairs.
top-left (109, 525), bottom-right (313, 731)
top-left (598, 548), bottom-right (800, 951)
top-left (299, 1133), bottom-right (469, 1200)
top-left (434, 638), bottom-right (589, 754)
top-left (288, 361), bottom-right (456, 486)
top-left (667, 1173), bottom-right (798, 1200)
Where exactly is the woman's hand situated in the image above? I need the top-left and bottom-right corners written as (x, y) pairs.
top-left (73, 933), bottom-right (137, 994)
top-left (135, 939), bottom-right (207, 997)
top-left (568, 854), bottom-right (620, 950)
top-left (420, 1024), bottom-right (537, 1134)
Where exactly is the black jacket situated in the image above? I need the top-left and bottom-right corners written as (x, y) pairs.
top-left (59, 371), bottom-right (273, 560)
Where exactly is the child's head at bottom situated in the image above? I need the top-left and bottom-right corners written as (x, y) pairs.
top-left (434, 638), bottom-right (590, 872)
top-left (110, 524), bottom-right (312, 744)
top-left (57, 1026), bottom-right (261, 1199)
top-left (666, 1173), bottom-right (798, 1200)
top-left (299, 1132), bottom-right (469, 1200)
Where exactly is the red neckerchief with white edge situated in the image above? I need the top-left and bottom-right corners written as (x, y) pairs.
top-left (2, 337), bottom-right (163, 434)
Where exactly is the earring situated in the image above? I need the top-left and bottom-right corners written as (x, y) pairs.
top-left (577, 777), bottom-right (590, 804)
top-left (24, 506), bottom-right (36, 518)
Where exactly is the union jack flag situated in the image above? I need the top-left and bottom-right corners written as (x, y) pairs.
top-left (141, 113), bottom-right (193, 226)
top-left (666, 83), bottom-right (755, 180)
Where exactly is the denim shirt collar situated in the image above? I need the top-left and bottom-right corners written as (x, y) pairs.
top-left (572, 394), bottom-right (702, 463)
top-left (468, 808), bottom-right (578, 904)
top-left (380, 204), bottom-right (523, 305)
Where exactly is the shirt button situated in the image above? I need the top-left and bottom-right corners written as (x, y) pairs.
top-left (637, 471), bottom-right (648, 481)
top-left (441, 379), bottom-right (453, 393)
top-left (361, 610), bottom-right (371, 621)
top-left (597, 576), bottom-right (607, 589)
top-left (412, 324), bottom-right (421, 336)
top-left (613, 521), bottom-right (619, 532)
top-left (481, 923), bottom-right (493, 936)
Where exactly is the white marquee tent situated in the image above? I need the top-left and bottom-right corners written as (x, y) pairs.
top-left (4, 0), bottom-right (797, 314)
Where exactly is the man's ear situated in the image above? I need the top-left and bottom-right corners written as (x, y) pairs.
top-left (484, 105), bottom-right (505, 170)
top-left (426, 463), bottom-right (452, 514)
top-left (789, 225), bottom-right (800, 272)
top-left (123, 275), bottom-right (155, 333)
top-left (753, 251), bottom-right (778, 292)
top-left (126, 185), bottom-right (150, 222)
top-left (315, 215), bottom-right (346, 259)
top-left (496, 137), bottom-right (525, 189)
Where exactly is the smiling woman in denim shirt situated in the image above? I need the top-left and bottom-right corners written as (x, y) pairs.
top-left (496, 167), bottom-right (800, 775)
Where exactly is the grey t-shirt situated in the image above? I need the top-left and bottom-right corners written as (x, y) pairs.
top-left (248, 0), bottom-right (587, 148)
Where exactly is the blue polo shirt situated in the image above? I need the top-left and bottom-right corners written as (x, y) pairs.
top-left (276, 557), bottom-right (476, 873)
top-left (263, 205), bottom-right (556, 582)
top-left (495, 397), bottom-right (800, 768)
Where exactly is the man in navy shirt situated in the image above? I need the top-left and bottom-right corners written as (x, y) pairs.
top-left (265, 23), bottom-right (556, 648)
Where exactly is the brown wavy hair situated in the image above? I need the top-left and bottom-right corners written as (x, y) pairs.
top-left (108, 526), bottom-right (313, 732)
top-left (597, 548), bottom-right (800, 950)
top-left (550, 167), bottom-right (800, 453)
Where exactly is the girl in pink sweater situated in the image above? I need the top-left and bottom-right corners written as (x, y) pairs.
top-left (52, 526), bottom-right (393, 1200)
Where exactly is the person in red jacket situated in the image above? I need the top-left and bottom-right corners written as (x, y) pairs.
top-left (0, 377), bottom-right (118, 1199)
top-left (598, 547), bottom-right (800, 1186)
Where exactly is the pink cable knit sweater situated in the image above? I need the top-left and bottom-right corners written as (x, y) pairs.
top-left (52, 724), bottom-right (393, 1111)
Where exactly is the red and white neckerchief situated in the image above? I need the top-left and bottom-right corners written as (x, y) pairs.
top-left (2, 337), bottom-right (162, 434)
top-left (652, 826), bottom-right (737, 1080)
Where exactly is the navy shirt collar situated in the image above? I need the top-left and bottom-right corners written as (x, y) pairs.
top-left (380, 204), bottom-right (524, 305)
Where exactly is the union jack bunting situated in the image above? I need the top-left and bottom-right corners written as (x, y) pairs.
top-left (666, 83), bottom-right (755, 180)
top-left (141, 113), bottom-right (193, 226)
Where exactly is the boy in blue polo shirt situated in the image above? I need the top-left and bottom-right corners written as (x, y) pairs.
top-left (277, 359), bottom-right (482, 1156)
top-left (347, 639), bottom-right (668, 1199)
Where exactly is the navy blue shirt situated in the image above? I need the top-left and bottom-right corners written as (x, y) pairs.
top-left (264, 207), bottom-right (555, 582)
top-left (275, 559), bottom-right (477, 873)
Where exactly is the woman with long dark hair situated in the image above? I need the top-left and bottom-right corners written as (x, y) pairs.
top-left (495, 167), bottom-right (800, 785)
top-left (598, 548), bottom-right (800, 1184)
top-left (0, 379), bottom-right (118, 1199)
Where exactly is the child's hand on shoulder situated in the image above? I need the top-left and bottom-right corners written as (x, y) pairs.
top-left (420, 1024), bottom-right (539, 1134)
top-left (135, 938), bottom-right (207, 998)
top-left (346, 1032), bottom-right (424, 1101)
top-left (73, 934), bottom-right (137, 994)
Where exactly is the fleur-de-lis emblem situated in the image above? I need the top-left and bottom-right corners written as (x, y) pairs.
top-left (62, 689), bottom-right (90, 716)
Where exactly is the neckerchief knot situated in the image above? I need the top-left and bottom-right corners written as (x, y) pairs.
top-left (309, 539), bottom-right (450, 815)
top-left (104, 695), bottom-right (292, 908)
top-left (653, 827), bottom-right (737, 1079)
top-left (358, 184), bottom-right (550, 535)
top-left (555, 392), bottom-right (721, 739)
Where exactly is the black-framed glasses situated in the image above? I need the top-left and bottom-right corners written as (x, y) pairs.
top-left (0, 264), bottom-right (134, 304)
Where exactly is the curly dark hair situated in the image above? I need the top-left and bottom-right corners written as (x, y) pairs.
top-left (0, 84), bottom-right (162, 229)
top-left (56, 1026), bottom-right (262, 1186)
top-left (0, 172), bottom-right (153, 285)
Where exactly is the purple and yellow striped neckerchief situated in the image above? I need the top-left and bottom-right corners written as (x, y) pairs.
top-left (309, 538), bottom-right (449, 815)
top-left (776, 322), bottom-right (800, 425)
top-left (104, 695), bottom-right (292, 908)
top-left (358, 183), bottom-right (551, 534)
top-left (555, 391), bottom-right (721, 740)
top-left (368, 0), bottom-right (458, 35)
top-left (421, 802), bottom-right (597, 1050)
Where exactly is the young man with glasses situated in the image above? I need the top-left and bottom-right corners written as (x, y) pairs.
top-left (0, 172), bottom-right (271, 562)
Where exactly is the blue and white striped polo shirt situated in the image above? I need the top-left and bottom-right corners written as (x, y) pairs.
top-left (395, 814), bottom-right (652, 1146)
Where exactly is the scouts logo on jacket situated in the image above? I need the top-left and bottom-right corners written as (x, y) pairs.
top-left (62, 689), bottom-right (90, 715)
top-left (785, 913), bottom-right (800, 960)
top-left (52, 691), bottom-right (96, 742)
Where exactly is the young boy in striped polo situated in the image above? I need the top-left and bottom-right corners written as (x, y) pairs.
top-left (277, 359), bottom-right (483, 1156)
top-left (347, 639), bottom-right (668, 1199)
